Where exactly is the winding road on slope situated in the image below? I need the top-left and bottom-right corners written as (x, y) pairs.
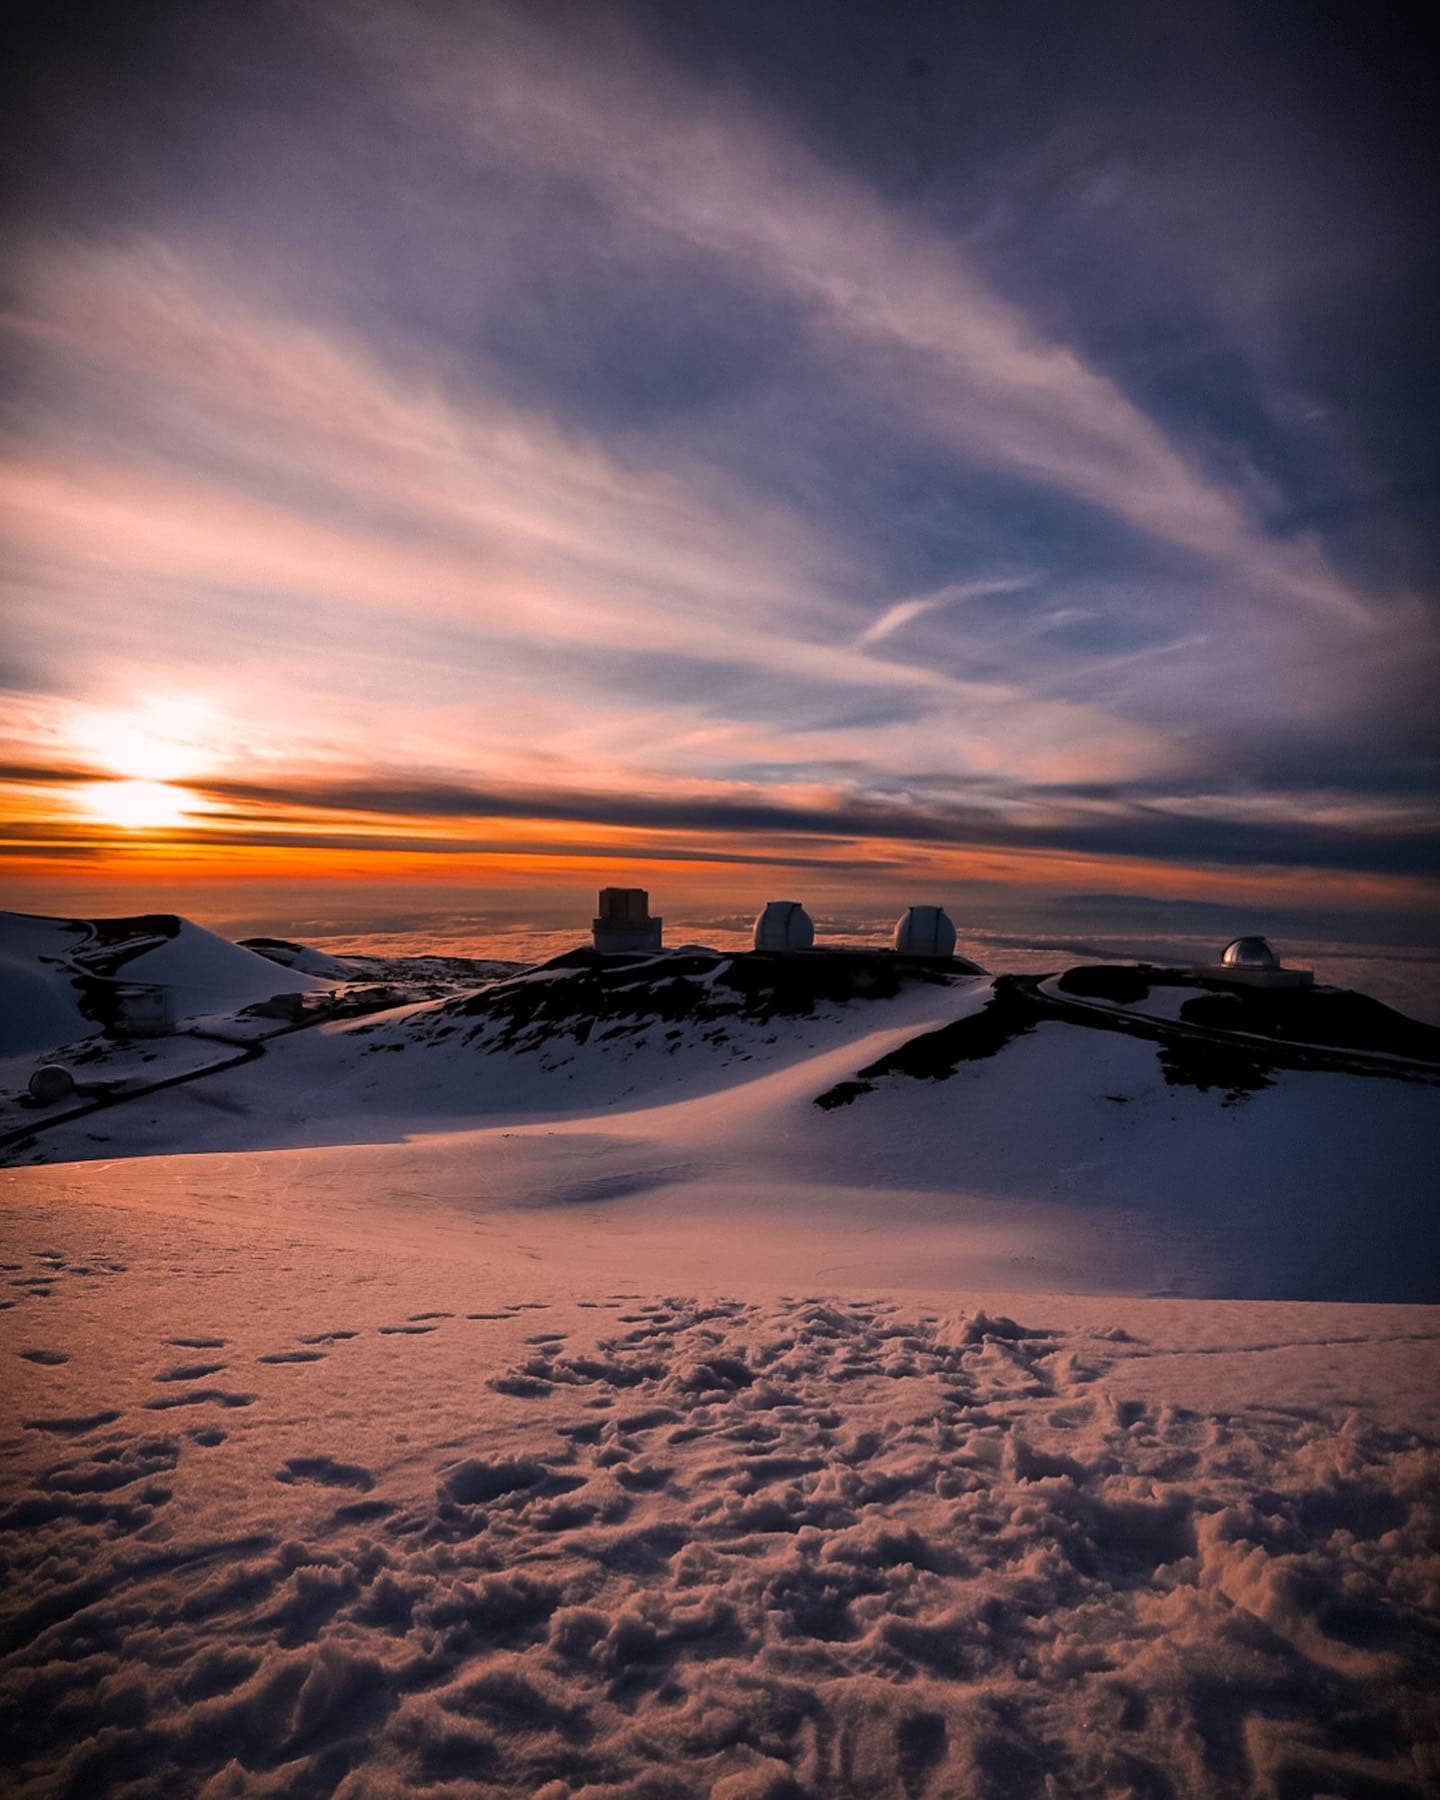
top-left (1, 1018), bottom-right (321, 1159)
top-left (1023, 974), bottom-right (1440, 1084)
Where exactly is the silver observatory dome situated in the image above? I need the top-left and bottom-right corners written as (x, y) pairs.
top-left (893, 905), bottom-right (957, 959)
top-left (752, 900), bottom-right (814, 951)
top-left (1220, 936), bottom-right (1280, 970)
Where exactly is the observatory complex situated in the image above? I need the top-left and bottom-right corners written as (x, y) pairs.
top-left (589, 890), bottom-right (963, 961)
top-left (585, 892), bottom-right (1311, 993)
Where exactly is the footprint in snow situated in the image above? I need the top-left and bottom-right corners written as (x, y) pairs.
top-left (276, 1454), bottom-right (374, 1491)
top-left (379, 1324), bottom-right (436, 1335)
top-left (258, 1350), bottom-right (326, 1364)
top-left (24, 1409), bottom-right (121, 1435)
top-left (155, 1361), bottom-right (227, 1381)
top-left (19, 1348), bottom-right (69, 1366)
top-left (145, 1388), bottom-right (255, 1412)
top-left (167, 1336), bottom-right (226, 1349)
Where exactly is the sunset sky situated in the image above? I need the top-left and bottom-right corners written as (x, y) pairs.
top-left (3, 0), bottom-right (1436, 949)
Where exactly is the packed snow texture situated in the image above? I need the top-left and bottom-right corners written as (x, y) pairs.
top-left (2, 1184), bottom-right (1438, 1799)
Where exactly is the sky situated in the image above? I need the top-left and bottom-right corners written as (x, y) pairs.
top-left (2, 0), bottom-right (1437, 954)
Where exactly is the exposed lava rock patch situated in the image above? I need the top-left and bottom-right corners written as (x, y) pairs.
top-left (814, 978), bottom-right (1040, 1107)
top-left (416, 949), bottom-right (976, 1059)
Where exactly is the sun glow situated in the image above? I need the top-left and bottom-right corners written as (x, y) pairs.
top-left (85, 779), bottom-right (191, 831)
top-left (71, 699), bottom-right (215, 784)
top-left (67, 698), bottom-right (222, 830)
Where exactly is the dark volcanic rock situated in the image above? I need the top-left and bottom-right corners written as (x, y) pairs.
top-left (1056, 964), bottom-right (1153, 1004)
top-left (812, 977), bottom-right (1040, 1106)
top-left (1178, 986), bottom-right (1440, 1063)
top-left (441, 948), bottom-right (976, 1056)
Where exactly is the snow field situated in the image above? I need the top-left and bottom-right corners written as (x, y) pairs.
top-left (2, 1182), bottom-right (1438, 1798)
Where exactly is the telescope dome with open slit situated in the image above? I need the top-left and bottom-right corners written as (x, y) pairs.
top-left (1220, 936), bottom-right (1280, 970)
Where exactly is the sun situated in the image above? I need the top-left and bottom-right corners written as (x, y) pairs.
top-left (85, 779), bottom-right (190, 831)
top-left (68, 698), bottom-right (221, 830)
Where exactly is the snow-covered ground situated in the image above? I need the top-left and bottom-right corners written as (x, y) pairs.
top-left (3, 1172), bottom-right (1438, 1799)
top-left (0, 911), bottom-right (527, 1147)
top-left (3, 918), bottom-right (1439, 1795)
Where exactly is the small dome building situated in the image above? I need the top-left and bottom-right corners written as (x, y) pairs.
top-left (753, 900), bottom-right (814, 952)
top-left (893, 905), bottom-right (957, 959)
top-left (1207, 935), bottom-right (1312, 989)
top-left (1220, 936), bottom-right (1279, 970)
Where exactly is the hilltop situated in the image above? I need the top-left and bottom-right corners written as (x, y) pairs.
top-left (2, 922), bottom-right (1436, 1303)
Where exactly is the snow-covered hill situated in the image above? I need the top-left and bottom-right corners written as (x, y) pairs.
top-left (1, 946), bottom-right (984, 1157)
top-left (351, 945), bottom-right (982, 1116)
top-left (0, 911), bottom-right (334, 1058)
top-left (5, 941), bottom-right (1437, 1302)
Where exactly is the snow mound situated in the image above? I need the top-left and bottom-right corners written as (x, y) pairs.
top-left (0, 911), bottom-right (331, 1056)
top-left (118, 920), bottom-right (332, 1015)
top-left (240, 936), bottom-right (526, 990)
top-left (237, 946), bottom-right (979, 1130)
top-left (0, 956), bottom-right (89, 1061)
top-left (381, 945), bottom-right (973, 1083)
top-left (0, 914), bottom-right (96, 1057)
top-left (237, 937), bottom-right (361, 980)
top-left (435, 945), bottom-right (975, 1037)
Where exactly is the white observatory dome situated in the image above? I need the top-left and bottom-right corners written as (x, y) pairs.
top-left (1221, 936), bottom-right (1280, 970)
top-left (893, 905), bottom-right (957, 958)
top-left (753, 900), bottom-right (814, 951)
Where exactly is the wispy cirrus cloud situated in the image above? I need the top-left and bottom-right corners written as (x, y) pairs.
top-left (853, 578), bottom-right (1036, 649)
top-left (0, 242), bottom-right (1186, 792)
top-left (339, 0), bottom-right (1384, 627)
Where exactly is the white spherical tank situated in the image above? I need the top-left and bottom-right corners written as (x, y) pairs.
top-left (1220, 936), bottom-right (1279, 969)
top-left (752, 900), bottom-right (814, 951)
top-left (893, 905), bottom-right (957, 958)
